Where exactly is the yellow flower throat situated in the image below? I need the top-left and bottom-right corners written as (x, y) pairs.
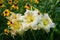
top-left (26, 14), bottom-right (34, 23)
top-left (43, 19), bottom-right (48, 26)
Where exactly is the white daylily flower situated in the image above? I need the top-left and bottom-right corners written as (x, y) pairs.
top-left (23, 9), bottom-right (41, 30)
top-left (22, 22), bottom-right (30, 31)
top-left (6, 12), bottom-right (21, 21)
top-left (6, 12), bottom-right (26, 35)
top-left (37, 21), bottom-right (43, 30)
top-left (10, 20), bottom-right (22, 31)
top-left (8, 19), bottom-right (25, 36)
top-left (40, 13), bottom-right (55, 32)
top-left (6, 10), bottom-right (55, 35)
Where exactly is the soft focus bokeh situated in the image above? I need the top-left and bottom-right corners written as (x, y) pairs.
top-left (0, 0), bottom-right (60, 40)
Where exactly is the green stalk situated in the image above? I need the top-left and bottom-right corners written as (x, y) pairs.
top-left (31, 30), bottom-right (36, 40)
top-left (50, 29), bottom-right (54, 40)
top-left (21, 35), bottom-right (24, 40)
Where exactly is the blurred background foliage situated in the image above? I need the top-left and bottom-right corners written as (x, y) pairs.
top-left (0, 0), bottom-right (60, 40)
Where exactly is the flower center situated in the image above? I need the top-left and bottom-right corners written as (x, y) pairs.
top-left (14, 4), bottom-right (17, 6)
top-left (43, 19), bottom-right (48, 26)
top-left (27, 4), bottom-right (30, 7)
top-left (5, 11), bottom-right (8, 14)
top-left (0, 3), bottom-right (2, 6)
top-left (26, 14), bottom-right (34, 23)
top-left (9, 1), bottom-right (11, 2)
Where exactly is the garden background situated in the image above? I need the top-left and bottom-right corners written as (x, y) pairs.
top-left (0, 0), bottom-right (60, 40)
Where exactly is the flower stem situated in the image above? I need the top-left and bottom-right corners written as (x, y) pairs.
top-left (21, 35), bottom-right (24, 40)
top-left (31, 30), bottom-right (36, 40)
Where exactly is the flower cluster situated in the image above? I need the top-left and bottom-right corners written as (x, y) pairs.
top-left (0, 0), bottom-right (39, 10)
top-left (5, 9), bottom-right (55, 36)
